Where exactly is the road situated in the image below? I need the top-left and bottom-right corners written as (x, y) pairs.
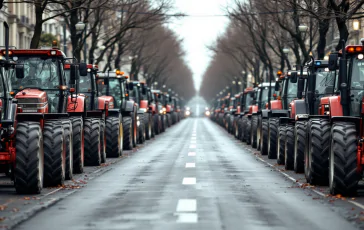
top-left (6, 118), bottom-right (363, 230)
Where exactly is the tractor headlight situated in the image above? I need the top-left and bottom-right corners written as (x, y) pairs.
top-left (162, 107), bottom-right (166, 112)
top-left (140, 108), bottom-right (147, 113)
top-left (205, 111), bottom-right (211, 116)
top-left (137, 121), bottom-right (140, 126)
top-left (185, 110), bottom-right (191, 116)
top-left (137, 116), bottom-right (140, 120)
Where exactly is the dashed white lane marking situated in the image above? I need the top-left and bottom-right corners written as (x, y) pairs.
top-left (176, 199), bottom-right (197, 212)
top-left (189, 144), bottom-right (196, 149)
top-left (192, 133), bottom-right (196, 136)
top-left (185, 163), bottom-right (196, 168)
top-left (188, 152), bottom-right (196, 156)
top-left (182, 177), bottom-right (196, 185)
top-left (191, 136), bottom-right (197, 139)
top-left (176, 213), bottom-right (198, 223)
top-left (190, 140), bottom-right (196, 144)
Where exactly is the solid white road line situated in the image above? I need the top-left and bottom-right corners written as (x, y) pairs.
top-left (176, 213), bottom-right (198, 223)
top-left (182, 177), bottom-right (196, 185)
top-left (176, 199), bottom-right (197, 212)
top-left (188, 152), bottom-right (196, 156)
top-left (185, 163), bottom-right (196, 168)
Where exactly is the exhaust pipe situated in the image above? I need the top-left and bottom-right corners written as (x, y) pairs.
top-left (3, 22), bottom-right (9, 61)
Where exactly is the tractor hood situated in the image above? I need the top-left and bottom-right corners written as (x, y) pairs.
top-left (15, 89), bottom-right (47, 102)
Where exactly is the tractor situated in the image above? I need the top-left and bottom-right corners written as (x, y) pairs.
top-left (250, 82), bottom-right (277, 149)
top-left (151, 90), bottom-right (167, 133)
top-left (171, 96), bottom-right (181, 124)
top-left (4, 43), bottom-right (80, 189)
top-left (138, 83), bottom-right (154, 140)
top-left (97, 71), bottom-right (137, 151)
top-left (239, 87), bottom-right (257, 144)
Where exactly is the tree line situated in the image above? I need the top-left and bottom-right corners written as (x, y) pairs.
top-left (200, 0), bottom-right (364, 100)
top-left (0, 0), bottom-right (195, 100)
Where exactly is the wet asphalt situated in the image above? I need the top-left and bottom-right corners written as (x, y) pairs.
top-left (12, 118), bottom-right (360, 230)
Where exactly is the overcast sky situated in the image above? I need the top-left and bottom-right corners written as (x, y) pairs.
top-left (168, 0), bottom-right (230, 92)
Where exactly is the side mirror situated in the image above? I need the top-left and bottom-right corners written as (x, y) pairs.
top-left (290, 71), bottom-right (298, 83)
top-left (297, 78), bottom-right (305, 98)
top-left (274, 81), bottom-right (280, 91)
top-left (15, 65), bottom-right (25, 79)
top-left (79, 63), bottom-right (88, 76)
top-left (69, 64), bottom-right (79, 84)
top-left (328, 53), bottom-right (338, 71)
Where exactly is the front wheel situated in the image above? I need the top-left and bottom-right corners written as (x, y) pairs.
top-left (285, 124), bottom-right (294, 170)
top-left (251, 115), bottom-right (258, 148)
top-left (329, 122), bottom-right (360, 196)
top-left (261, 119), bottom-right (269, 155)
top-left (84, 118), bottom-right (101, 166)
top-left (245, 117), bottom-right (252, 145)
top-left (294, 121), bottom-right (306, 173)
top-left (106, 117), bottom-right (123, 157)
top-left (123, 116), bottom-right (133, 150)
top-left (268, 118), bottom-right (279, 159)
top-left (61, 120), bottom-right (73, 180)
top-left (70, 117), bottom-right (84, 174)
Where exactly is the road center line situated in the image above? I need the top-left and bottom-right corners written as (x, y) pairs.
top-left (185, 163), bottom-right (195, 168)
top-left (188, 152), bottom-right (196, 156)
top-left (189, 144), bottom-right (196, 149)
top-left (176, 199), bottom-right (197, 212)
top-left (182, 177), bottom-right (196, 185)
top-left (176, 213), bottom-right (198, 223)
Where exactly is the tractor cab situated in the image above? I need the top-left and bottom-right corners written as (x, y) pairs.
top-left (256, 82), bottom-right (276, 110)
top-left (241, 87), bottom-right (256, 115)
top-left (96, 71), bottom-right (127, 109)
top-left (5, 48), bottom-right (72, 114)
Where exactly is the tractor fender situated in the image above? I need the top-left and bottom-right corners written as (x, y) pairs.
top-left (261, 109), bottom-right (270, 119)
top-left (294, 99), bottom-right (308, 116)
top-left (318, 96), bottom-right (330, 115)
top-left (237, 106), bottom-right (241, 114)
top-left (124, 101), bottom-right (134, 112)
top-left (289, 100), bottom-right (296, 119)
top-left (329, 96), bottom-right (343, 116)
top-left (108, 109), bottom-right (121, 117)
top-left (270, 109), bottom-right (289, 118)
top-left (98, 96), bottom-right (114, 110)
top-left (270, 100), bottom-right (283, 110)
top-left (166, 105), bottom-right (172, 113)
top-left (67, 95), bottom-right (86, 113)
top-left (251, 105), bottom-right (258, 114)
top-left (279, 117), bottom-right (295, 125)
top-left (149, 104), bottom-right (156, 114)
top-left (140, 100), bottom-right (148, 109)
top-left (331, 116), bottom-right (361, 132)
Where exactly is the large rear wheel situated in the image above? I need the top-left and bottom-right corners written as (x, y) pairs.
top-left (132, 113), bottom-right (137, 147)
top-left (268, 118), bottom-right (279, 159)
top-left (153, 114), bottom-right (160, 135)
top-left (245, 117), bottom-right (252, 145)
top-left (305, 119), bottom-right (330, 185)
top-left (241, 116), bottom-right (247, 142)
top-left (123, 116), bottom-right (133, 150)
top-left (43, 120), bottom-right (65, 187)
top-left (84, 118), bottom-right (101, 166)
top-left (329, 122), bottom-right (360, 196)
top-left (285, 124), bottom-right (295, 170)
top-left (106, 117), bottom-right (123, 157)
top-left (145, 113), bottom-right (152, 140)
top-left (138, 114), bottom-right (146, 144)
top-left (100, 119), bottom-right (106, 163)
top-left (61, 120), bottom-right (73, 180)
top-left (277, 125), bottom-right (286, 165)
top-left (294, 121), bottom-right (306, 173)
top-left (261, 118), bottom-right (269, 155)
top-left (70, 117), bottom-right (84, 174)
top-left (14, 122), bottom-right (43, 194)
top-left (251, 115), bottom-right (258, 148)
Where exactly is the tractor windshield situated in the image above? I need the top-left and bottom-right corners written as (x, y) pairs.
top-left (350, 58), bottom-right (364, 116)
top-left (97, 78), bottom-right (123, 107)
top-left (11, 57), bottom-right (62, 91)
top-left (244, 92), bottom-right (254, 110)
top-left (259, 86), bottom-right (275, 109)
top-left (64, 70), bottom-right (93, 93)
top-left (315, 68), bottom-right (336, 96)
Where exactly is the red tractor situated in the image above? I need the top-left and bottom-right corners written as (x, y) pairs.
top-left (171, 96), bottom-right (181, 124)
top-left (97, 71), bottom-right (137, 151)
top-left (4, 44), bottom-right (81, 190)
top-left (151, 90), bottom-right (166, 134)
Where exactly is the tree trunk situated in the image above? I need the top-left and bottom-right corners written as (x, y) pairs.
top-left (29, 1), bottom-right (43, 48)
top-left (69, 5), bottom-right (81, 62)
top-left (317, 19), bottom-right (330, 59)
top-left (0, 0), bottom-right (4, 10)
top-left (335, 18), bottom-right (349, 51)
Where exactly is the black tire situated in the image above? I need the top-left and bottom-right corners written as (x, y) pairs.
top-left (153, 114), bottom-right (160, 135)
top-left (277, 125), bottom-right (286, 165)
top-left (285, 124), bottom-right (295, 170)
top-left (167, 113), bottom-right (172, 127)
top-left (237, 117), bottom-right (243, 139)
top-left (268, 118), bottom-right (279, 159)
top-left (84, 118), bottom-right (101, 166)
top-left (145, 113), bottom-right (152, 140)
top-left (151, 113), bottom-right (155, 138)
top-left (14, 122), bottom-right (43, 194)
top-left (294, 121), bottom-right (306, 173)
top-left (251, 115), bottom-right (258, 148)
top-left (261, 118), bottom-right (269, 155)
top-left (123, 116), bottom-right (133, 150)
top-left (245, 117), bottom-right (252, 145)
top-left (106, 117), bottom-right (123, 158)
top-left (100, 119), bottom-right (106, 163)
top-left (329, 122), bottom-right (360, 196)
top-left (61, 120), bottom-right (73, 180)
top-left (138, 114), bottom-right (146, 144)
top-left (305, 119), bottom-right (330, 185)
top-left (132, 113), bottom-right (137, 147)
top-left (241, 116), bottom-right (248, 142)
top-left (43, 120), bottom-right (65, 187)
top-left (70, 117), bottom-right (83, 174)
top-left (257, 116), bottom-right (262, 150)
